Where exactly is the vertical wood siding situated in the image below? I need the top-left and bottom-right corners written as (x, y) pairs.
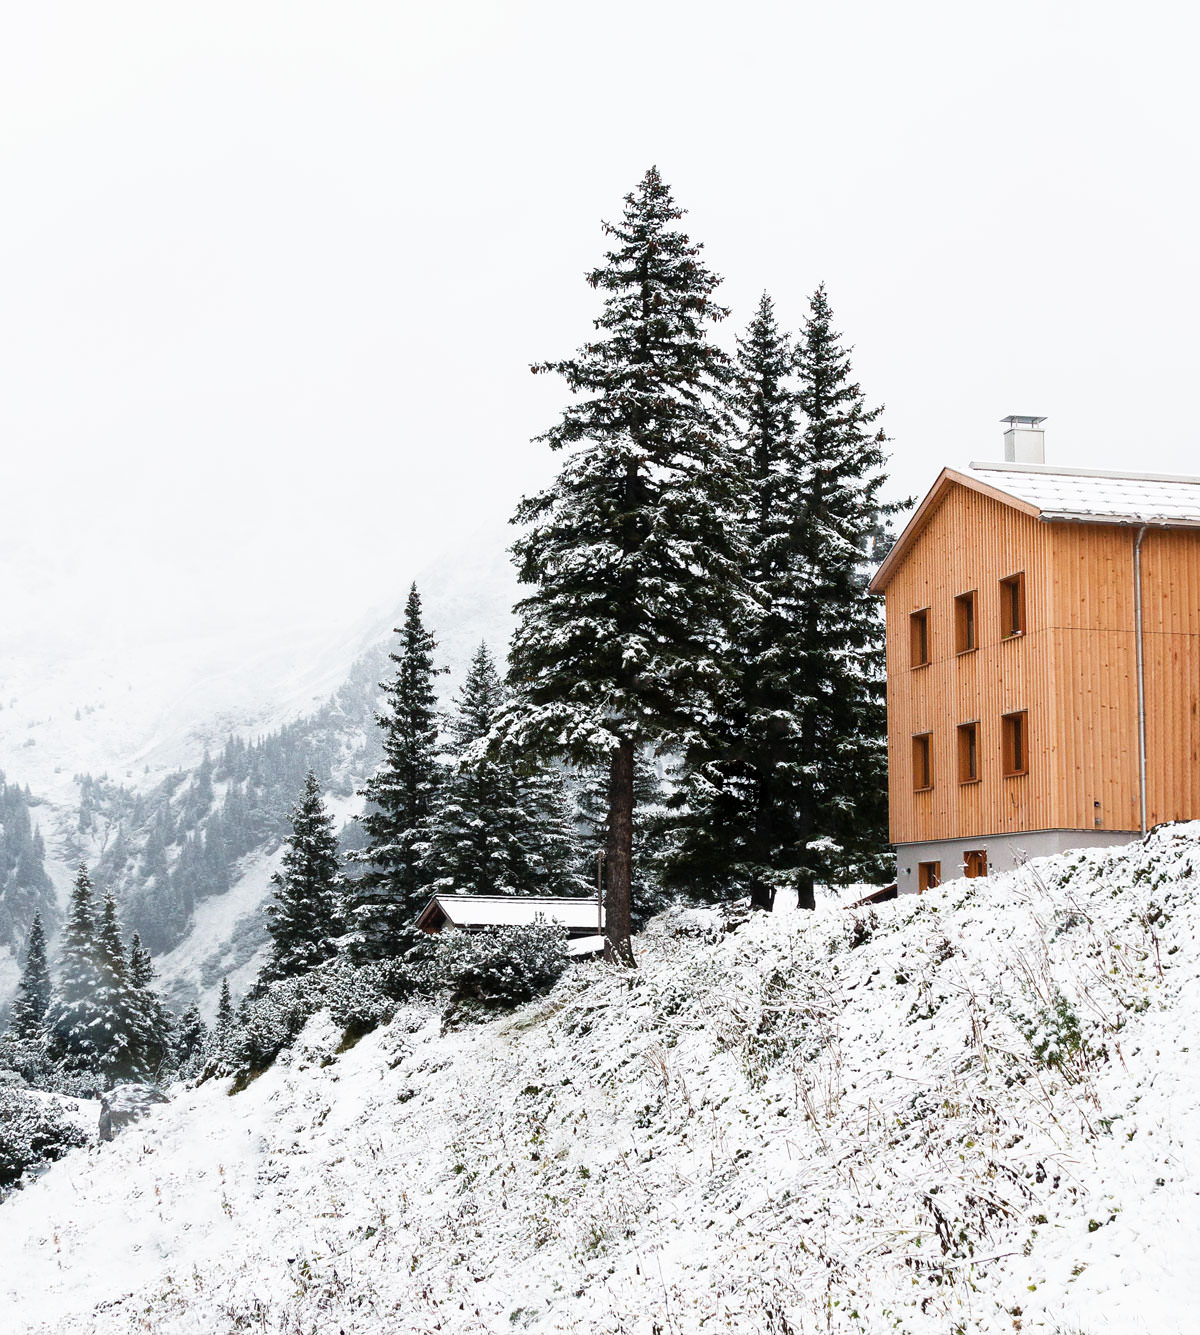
top-left (1141, 528), bottom-right (1200, 825)
top-left (883, 486), bottom-right (1200, 845)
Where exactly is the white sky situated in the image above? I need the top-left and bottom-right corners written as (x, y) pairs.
top-left (2, 0), bottom-right (1198, 659)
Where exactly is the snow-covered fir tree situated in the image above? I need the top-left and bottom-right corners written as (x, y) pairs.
top-left (202, 977), bottom-right (240, 1076)
top-left (8, 912), bottom-right (52, 1040)
top-left (260, 771), bottom-right (341, 983)
top-left (45, 865), bottom-right (106, 1071)
top-left (93, 890), bottom-right (137, 1081)
top-left (497, 167), bottom-right (744, 963)
top-left (175, 1002), bottom-right (208, 1071)
top-left (668, 288), bottom-right (898, 909)
top-left (426, 642), bottom-right (584, 898)
top-left (344, 583), bottom-right (447, 960)
top-left (789, 286), bottom-right (899, 904)
top-left (127, 933), bottom-right (173, 1078)
top-left (666, 292), bottom-right (804, 908)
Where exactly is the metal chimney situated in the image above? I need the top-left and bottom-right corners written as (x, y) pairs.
top-left (1002, 415), bottom-right (1046, 464)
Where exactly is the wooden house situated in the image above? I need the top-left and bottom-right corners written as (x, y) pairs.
top-left (869, 419), bottom-right (1200, 892)
top-left (415, 894), bottom-right (605, 956)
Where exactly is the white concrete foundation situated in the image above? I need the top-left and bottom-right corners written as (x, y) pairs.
top-left (895, 829), bottom-right (1141, 894)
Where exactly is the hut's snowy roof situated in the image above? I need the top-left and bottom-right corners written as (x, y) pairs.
top-left (417, 894), bottom-right (604, 933)
top-left (967, 461), bottom-right (1200, 527)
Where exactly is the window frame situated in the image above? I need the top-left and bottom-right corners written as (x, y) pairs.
top-left (909, 607), bottom-right (931, 668)
top-left (957, 720), bottom-right (981, 784)
top-left (912, 732), bottom-right (933, 791)
top-left (917, 861), bottom-right (941, 893)
top-left (1001, 709), bottom-right (1029, 777)
top-left (954, 589), bottom-right (978, 654)
top-left (999, 572), bottom-right (1026, 639)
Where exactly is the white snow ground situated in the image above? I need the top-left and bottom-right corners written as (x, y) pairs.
top-left (3, 825), bottom-right (1198, 1334)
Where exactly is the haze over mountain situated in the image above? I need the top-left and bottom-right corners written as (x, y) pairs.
top-left (0, 524), bottom-right (519, 1008)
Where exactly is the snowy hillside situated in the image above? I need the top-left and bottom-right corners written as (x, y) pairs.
top-left (3, 826), bottom-right (1198, 1334)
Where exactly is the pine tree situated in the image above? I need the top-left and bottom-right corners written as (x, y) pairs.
top-left (666, 288), bottom-right (900, 910)
top-left (785, 286), bottom-right (898, 902)
top-left (8, 912), bottom-right (52, 1040)
top-left (427, 643), bottom-right (584, 898)
top-left (175, 1003), bottom-right (208, 1069)
top-left (202, 976), bottom-right (241, 1075)
top-left (261, 771), bottom-right (340, 983)
top-left (496, 167), bottom-right (743, 963)
top-left (666, 292), bottom-right (802, 908)
top-left (127, 933), bottom-right (173, 1078)
top-left (93, 890), bottom-right (137, 1081)
top-left (344, 584), bottom-right (446, 960)
top-left (45, 865), bottom-right (106, 1071)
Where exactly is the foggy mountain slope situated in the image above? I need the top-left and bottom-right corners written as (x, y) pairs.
top-left (0, 527), bottom-right (519, 1004)
top-left (0, 525), bottom-right (518, 810)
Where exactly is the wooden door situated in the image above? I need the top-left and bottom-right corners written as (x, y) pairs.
top-left (964, 849), bottom-right (988, 878)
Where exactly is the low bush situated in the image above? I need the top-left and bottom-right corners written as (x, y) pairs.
top-left (423, 920), bottom-right (570, 1020)
top-left (0, 1087), bottom-right (88, 1190)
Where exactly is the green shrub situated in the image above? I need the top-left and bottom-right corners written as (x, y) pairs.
top-left (0, 1087), bottom-right (87, 1189)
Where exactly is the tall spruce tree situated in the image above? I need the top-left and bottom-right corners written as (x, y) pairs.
top-left (666, 292), bottom-right (803, 908)
top-left (94, 890), bottom-right (138, 1081)
top-left (45, 864), bottom-right (106, 1070)
top-left (345, 584), bottom-right (446, 959)
top-left (427, 642), bottom-right (583, 897)
top-left (261, 771), bottom-right (340, 982)
top-left (668, 288), bottom-right (898, 909)
top-left (8, 912), bottom-right (52, 1039)
top-left (203, 976), bottom-right (240, 1075)
top-left (128, 933), bottom-right (173, 1077)
top-left (496, 167), bottom-right (743, 963)
top-left (787, 286), bottom-right (897, 905)
top-left (175, 1002), bottom-right (208, 1070)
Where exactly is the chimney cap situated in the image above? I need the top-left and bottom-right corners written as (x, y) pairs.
top-left (1001, 415), bottom-right (1047, 427)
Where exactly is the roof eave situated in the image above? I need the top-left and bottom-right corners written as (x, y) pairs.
top-left (1038, 512), bottom-right (1200, 529)
top-left (868, 468), bottom-right (1043, 593)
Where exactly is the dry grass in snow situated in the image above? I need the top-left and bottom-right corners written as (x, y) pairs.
top-left (3, 824), bottom-right (1200, 1333)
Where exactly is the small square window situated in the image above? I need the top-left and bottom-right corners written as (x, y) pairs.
top-left (918, 861), bottom-right (940, 893)
top-left (910, 608), bottom-right (931, 667)
top-left (964, 849), bottom-right (988, 878)
top-left (999, 573), bottom-right (1026, 638)
top-left (957, 721), bottom-right (980, 783)
top-left (1002, 710), bottom-right (1029, 777)
top-left (954, 590), bottom-right (977, 653)
top-left (912, 732), bottom-right (933, 791)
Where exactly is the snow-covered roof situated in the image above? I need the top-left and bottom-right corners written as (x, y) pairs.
top-left (870, 460), bottom-right (1200, 592)
top-left (967, 461), bottom-right (1200, 527)
top-left (417, 894), bottom-right (605, 934)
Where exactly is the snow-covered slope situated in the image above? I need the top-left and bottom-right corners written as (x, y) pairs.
top-left (3, 826), bottom-right (1198, 1333)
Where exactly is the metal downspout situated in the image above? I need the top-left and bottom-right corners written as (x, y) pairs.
top-left (1134, 525), bottom-right (1148, 835)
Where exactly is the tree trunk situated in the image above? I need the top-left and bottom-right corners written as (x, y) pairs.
top-left (795, 798), bottom-right (816, 911)
top-left (795, 869), bottom-right (816, 912)
top-left (604, 738), bottom-right (636, 966)
top-left (748, 877), bottom-right (775, 912)
top-left (749, 770), bottom-right (776, 911)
